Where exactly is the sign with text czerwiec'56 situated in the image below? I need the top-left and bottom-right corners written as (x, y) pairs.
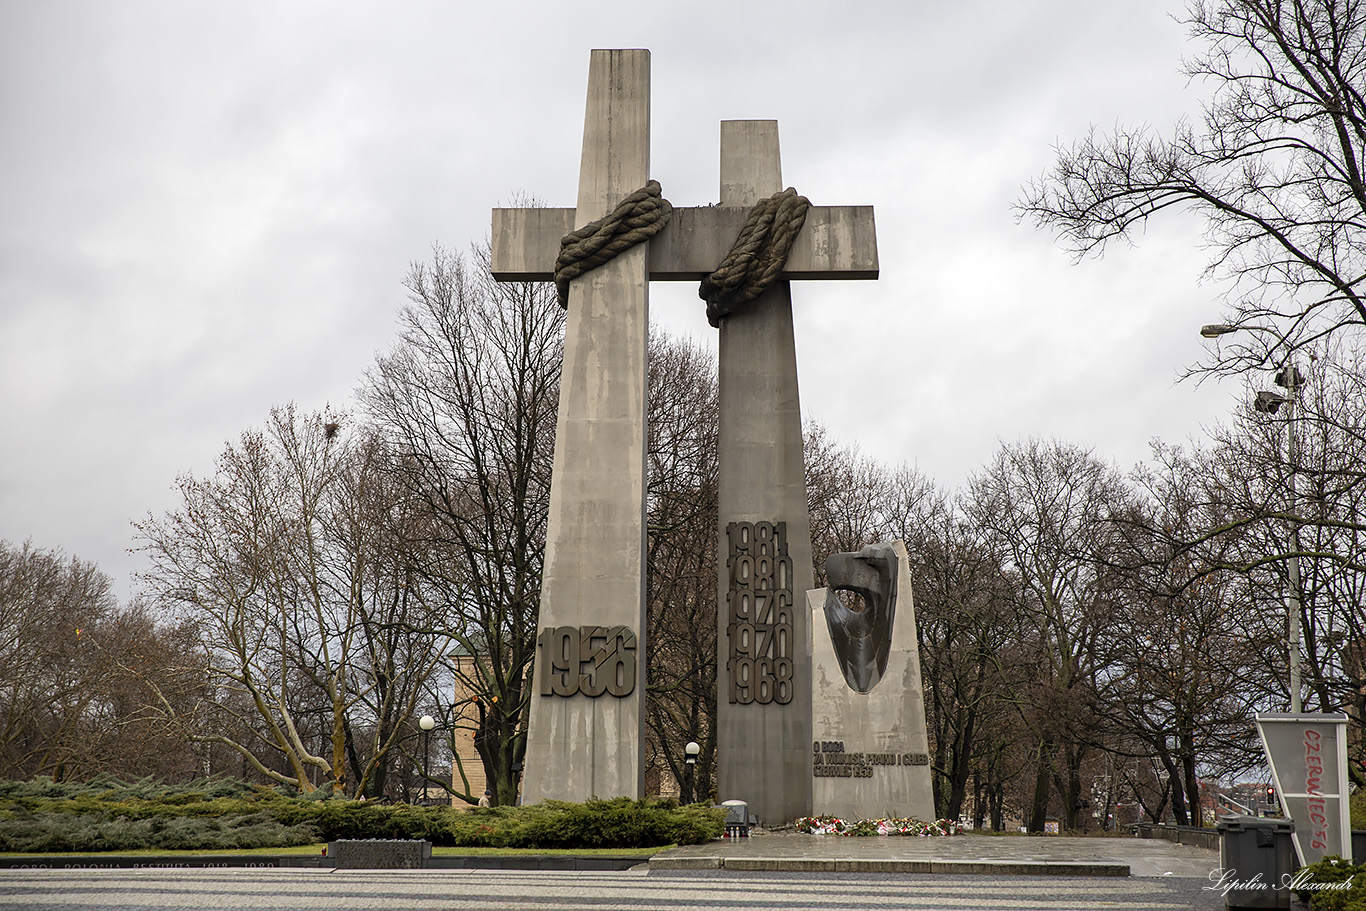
top-left (1255, 713), bottom-right (1353, 866)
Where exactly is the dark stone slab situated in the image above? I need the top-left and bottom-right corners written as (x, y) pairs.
top-left (327, 839), bottom-right (431, 869)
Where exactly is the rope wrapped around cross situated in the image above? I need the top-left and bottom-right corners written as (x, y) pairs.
top-left (551, 182), bottom-right (811, 324)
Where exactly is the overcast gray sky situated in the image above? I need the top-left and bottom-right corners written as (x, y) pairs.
top-left (2, 1), bottom-right (1245, 602)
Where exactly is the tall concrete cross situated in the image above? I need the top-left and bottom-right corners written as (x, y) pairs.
top-left (711, 120), bottom-right (823, 825)
top-left (491, 50), bottom-right (878, 817)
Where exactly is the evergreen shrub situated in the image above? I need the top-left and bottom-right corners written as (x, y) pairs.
top-left (0, 778), bottom-right (725, 852)
top-left (1291, 856), bottom-right (1365, 911)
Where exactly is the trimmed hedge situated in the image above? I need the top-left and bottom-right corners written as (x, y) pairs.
top-left (271, 796), bottom-right (725, 848)
top-left (0, 812), bottom-right (317, 853)
top-left (0, 777), bottom-right (725, 852)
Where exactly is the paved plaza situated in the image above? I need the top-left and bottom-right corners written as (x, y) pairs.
top-left (652, 833), bottom-right (1218, 877)
top-left (0, 835), bottom-right (1233, 911)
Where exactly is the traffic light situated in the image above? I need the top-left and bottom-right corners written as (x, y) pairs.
top-left (1266, 786), bottom-right (1276, 803)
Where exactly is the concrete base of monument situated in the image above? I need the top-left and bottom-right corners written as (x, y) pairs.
top-left (808, 541), bottom-right (934, 822)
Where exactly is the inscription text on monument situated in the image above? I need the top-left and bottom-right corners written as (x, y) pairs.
top-left (726, 521), bottom-right (794, 706)
top-left (536, 626), bottom-right (637, 698)
top-left (811, 740), bottom-right (929, 778)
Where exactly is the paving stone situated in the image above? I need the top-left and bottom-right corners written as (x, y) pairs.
top-left (649, 832), bottom-right (1217, 879)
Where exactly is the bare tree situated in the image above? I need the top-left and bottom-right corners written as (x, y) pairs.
top-left (1020, 0), bottom-right (1366, 377)
top-left (76, 599), bottom-right (209, 781)
top-left (0, 542), bottom-right (205, 780)
top-left (905, 504), bottom-right (1023, 826)
top-left (964, 438), bottom-right (1132, 831)
top-left (0, 542), bottom-right (118, 778)
top-left (1287, 352), bottom-right (1366, 766)
top-left (326, 428), bottom-right (450, 799)
top-left (805, 424), bottom-right (896, 573)
top-left (644, 331), bottom-right (719, 801)
top-left (138, 405), bottom-right (349, 792)
top-left (1104, 443), bottom-right (1278, 824)
top-left (361, 242), bottom-right (561, 806)
top-left (137, 406), bottom-right (447, 795)
top-left (1196, 346), bottom-right (1366, 783)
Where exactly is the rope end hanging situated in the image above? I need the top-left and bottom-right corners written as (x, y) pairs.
top-left (553, 180), bottom-right (673, 308)
top-left (699, 187), bottom-right (809, 327)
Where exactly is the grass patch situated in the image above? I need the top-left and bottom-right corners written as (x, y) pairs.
top-left (0, 844), bottom-right (328, 857)
top-left (0, 844), bottom-right (667, 858)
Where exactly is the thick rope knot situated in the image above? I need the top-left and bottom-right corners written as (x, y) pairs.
top-left (553, 180), bottom-right (673, 308)
top-left (699, 187), bottom-right (810, 327)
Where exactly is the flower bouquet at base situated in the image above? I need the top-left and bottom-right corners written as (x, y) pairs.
top-left (795, 815), bottom-right (963, 836)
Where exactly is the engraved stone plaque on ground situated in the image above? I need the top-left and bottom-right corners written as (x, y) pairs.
top-left (328, 839), bottom-right (432, 869)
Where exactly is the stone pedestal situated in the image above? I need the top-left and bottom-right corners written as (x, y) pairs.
top-left (809, 540), bottom-right (934, 822)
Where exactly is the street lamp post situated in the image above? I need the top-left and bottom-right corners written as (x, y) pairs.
top-left (419, 714), bottom-right (436, 805)
top-left (1201, 325), bottom-right (1304, 712)
top-left (683, 741), bottom-right (700, 804)
top-left (1271, 364), bottom-right (1304, 714)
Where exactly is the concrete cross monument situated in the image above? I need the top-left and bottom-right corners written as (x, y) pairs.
top-left (491, 49), bottom-right (878, 818)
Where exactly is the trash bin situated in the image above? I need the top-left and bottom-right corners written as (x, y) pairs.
top-left (1216, 815), bottom-right (1295, 910)
top-left (720, 799), bottom-right (748, 838)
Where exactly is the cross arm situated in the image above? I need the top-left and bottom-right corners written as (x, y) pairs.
top-left (491, 205), bottom-right (878, 282)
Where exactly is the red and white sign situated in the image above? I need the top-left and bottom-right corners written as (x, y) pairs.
top-left (1255, 713), bottom-right (1352, 866)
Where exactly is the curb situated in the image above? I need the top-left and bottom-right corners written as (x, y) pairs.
top-left (647, 856), bottom-right (1129, 877)
top-left (429, 855), bottom-right (648, 871)
top-left (0, 855), bottom-right (328, 870)
top-left (0, 854), bottom-right (647, 872)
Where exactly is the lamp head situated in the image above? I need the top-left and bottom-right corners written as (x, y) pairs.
top-left (1275, 366), bottom-right (1303, 389)
top-left (1254, 390), bottom-right (1290, 413)
top-left (419, 715), bottom-right (436, 731)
